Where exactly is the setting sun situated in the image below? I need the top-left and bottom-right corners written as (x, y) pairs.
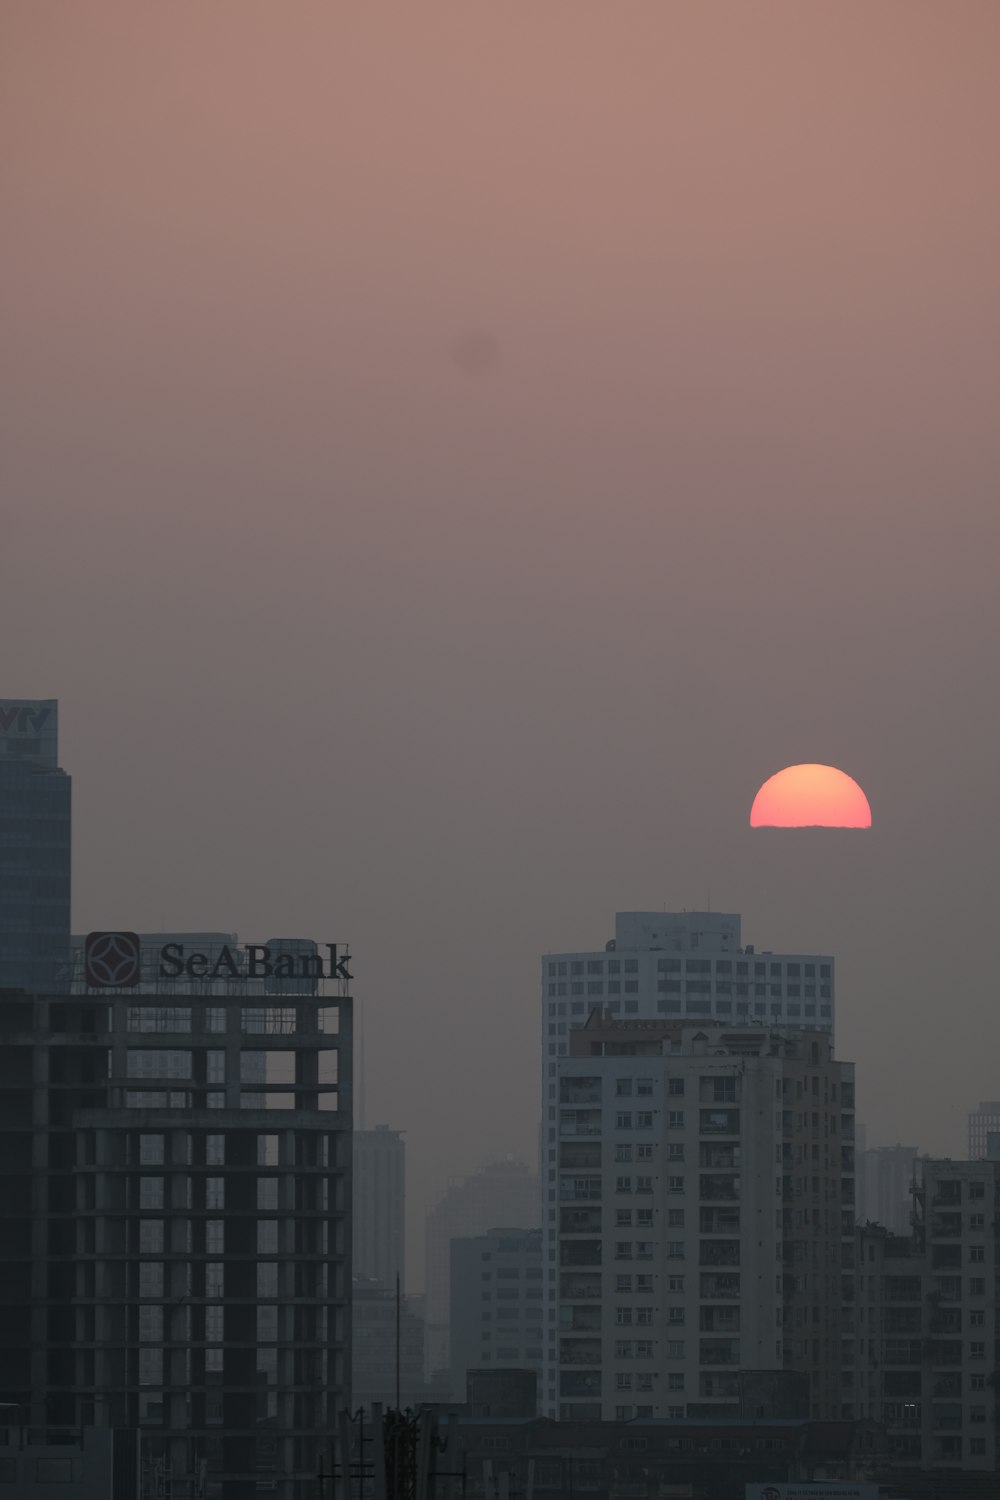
top-left (750, 763), bottom-right (872, 828)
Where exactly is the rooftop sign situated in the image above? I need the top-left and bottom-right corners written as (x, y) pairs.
top-left (0, 699), bottom-right (58, 767)
top-left (83, 934), bottom-right (352, 988)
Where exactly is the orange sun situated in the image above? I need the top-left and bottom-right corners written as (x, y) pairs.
top-left (750, 763), bottom-right (872, 828)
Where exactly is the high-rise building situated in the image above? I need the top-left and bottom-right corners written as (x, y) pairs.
top-left (540, 911), bottom-right (837, 1418)
top-left (0, 698), bottom-right (71, 992)
top-left (0, 933), bottom-right (352, 1500)
top-left (353, 1126), bottom-right (405, 1292)
top-left (967, 1101), bottom-right (1000, 1160)
top-left (857, 1143), bottom-right (919, 1236)
top-left (855, 1158), bottom-right (1000, 1472)
top-left (548, 1013), bottom-right (855, 1423)
top-left (450, 1228), bottom-right (543, 1393)
top-left (424, 1161), bottom-right (540, 1390)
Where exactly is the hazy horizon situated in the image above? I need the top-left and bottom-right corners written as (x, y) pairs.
top-left (4, 2), bottom-right (1000, 1286)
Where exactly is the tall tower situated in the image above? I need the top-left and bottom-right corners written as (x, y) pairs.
top-left (0, 699), bottom-right (70, 992)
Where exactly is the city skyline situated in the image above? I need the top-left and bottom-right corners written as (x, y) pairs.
top-left (4, 0), bottom-right (1000, 1313)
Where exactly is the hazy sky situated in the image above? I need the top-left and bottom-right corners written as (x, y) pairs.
top-left (4, 3), bottom-right (1000, 1285)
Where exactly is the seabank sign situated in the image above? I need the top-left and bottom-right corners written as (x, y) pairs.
top-left (84, 933), bottom-right (352, 989)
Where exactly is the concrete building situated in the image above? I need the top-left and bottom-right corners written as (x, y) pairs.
top-left (854, 1157), bottom-right (1000, 1473)
top-left (354, 1126), bottom-right (405, 1292)
top-left (540, 911), bottom-right (836, 1416)
top-left (424, 1161), bottom-right (540, 1389)
top-left (0, 1425), bottom-right (138, 1498)
top-left (0, 698), bottom-right (71, 993)
top-left (857, 1143), bottom-right (919, 1236)
top-left (0, 940), bottom-right (352, 1500)
top-left (549, 1013), bottom-right (855, 1423)
top-left (450, 1229), bottom-right (543, 1394)
top-left (968, 1101), bottom-right (1000, 1160)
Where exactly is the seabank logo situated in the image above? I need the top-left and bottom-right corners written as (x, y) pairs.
top-left (85, 931), bottom-right (142, 988)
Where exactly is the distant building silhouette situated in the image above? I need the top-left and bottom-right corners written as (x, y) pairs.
top-left (857, 1142), bottom-right (919, 1236)
top-left (450, 1228), bottom-right (542, 1396)
top-left (354, 1126), bottom-right (405, 1292)
top-left (424, 1160), bottom-right (540, 1389)
top-left (968, 1100), bottom-right (1000, 1160)
top-left (0, 698), bottom-right (70, 992)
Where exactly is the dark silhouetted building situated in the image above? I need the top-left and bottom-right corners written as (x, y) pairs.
top-left (0, 698), bottom-right (70, 993)
top-left (0, 936), bottom-right (352, 1500)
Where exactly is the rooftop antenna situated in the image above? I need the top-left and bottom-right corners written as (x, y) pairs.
top-left (357, 994), bottom-right (366, 1131)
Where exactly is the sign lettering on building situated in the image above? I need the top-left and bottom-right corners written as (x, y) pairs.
top-left (82, 934), bottom-right (352, 987)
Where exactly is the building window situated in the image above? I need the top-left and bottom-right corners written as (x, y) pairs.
top-left (127, 1050), bottom-right (192, 1080)
top-left (668, 1111), bottom-right (684, 1129)
top-left (139, 1177), bottom-right (164, 1210)
top-left (139, 1134), bottom-right (164, 1165)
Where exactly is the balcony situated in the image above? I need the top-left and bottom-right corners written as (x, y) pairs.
top-left (700, 1273), bottom-right (740, 1300)
top-left (560, 1338), bottom-right (602, 1366)
top-left (560, 1179), bottom-right (602, 1203)
top-left (700, 1109), bottom-right (740, 1135)
top-left (699, 1338), bottom-right (740, 1366)
top-left (699, 1175), bottom-right (740, 1202)
top-left (561, 1207), bottom-right (602, 1236)
top-left (561, 1240), bottom-right (602, 1268)
top-left (560, 1110), bottom-right (602, 1138)
top-left (560, 1079), bottom-right (601, 1106)
top-left (699, 1240), bottom-right (740, 1268)
top-left (560, 1273), bottom-right (602, 1300)
top-left (560, 1305), bottom-right (601, 1333)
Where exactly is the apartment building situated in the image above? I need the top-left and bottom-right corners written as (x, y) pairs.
top-left (553, 1014), bottom-right (855, 1423)
top-left (540, 911), bottom-right (836, 1416)
top-left (855, 1158), bottom-right (1000, 1473)
top-left (450, 1228), bottom-right (543, 1393)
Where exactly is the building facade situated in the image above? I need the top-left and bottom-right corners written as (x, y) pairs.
top-left (450, 1229), bottom-right (543, 1394)
top-left (424, 1161), bottom-right (540, 1390)
top-left (855, 1158), bottom-right (1000, 1473)
top-left (0, 942), bottom-right (352, 1500)
top-left (353, 1126), bottom-right (405, 1292)
top-left (549, 1014), bottom-right (855, 1423)
top-left (540, 912), bottom-right (838, 1419)
top-left (857, 1143), bottom-right (919, 1236)
top-left (0, 698), bottom-right (71, 993)
top-left (968, 1101), bottom-right (1000, 1161)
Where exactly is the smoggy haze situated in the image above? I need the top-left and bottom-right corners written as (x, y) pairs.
top-left (3, 2), bottom-right (999, 1282)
